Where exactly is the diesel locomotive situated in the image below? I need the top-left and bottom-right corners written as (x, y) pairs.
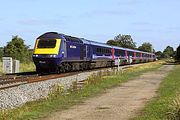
top-left (32, 32), bottom-right (156, 73)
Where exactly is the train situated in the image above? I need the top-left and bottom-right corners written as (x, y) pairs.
top-left (32, 32), bottom-right (156, 73)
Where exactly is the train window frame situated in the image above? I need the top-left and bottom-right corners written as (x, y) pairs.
top-left (37, 39), bottom-right (57, 48)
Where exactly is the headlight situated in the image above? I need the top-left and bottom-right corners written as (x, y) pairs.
top-left (49, 55), bottom-right (57, 58)
top-left (33, 54), bottom-right (39, 57)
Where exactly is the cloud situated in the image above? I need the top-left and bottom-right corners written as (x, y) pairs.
top-left (132, 22), bottom-right (159, 27)
top-left (94, 10), bottom-right (134, 16)
top-left (168, 26), bottom-right (180, 31)
top-left (81, 9), bottom-right (135, 18)
top-left (17, 18), bottom-right (65, 26)
top-left (117, 0), bottom-right (142, 6)
top-left (0, 18), bottom-right (4, 21)
top-left (133, 28), bottom-right (155, 33)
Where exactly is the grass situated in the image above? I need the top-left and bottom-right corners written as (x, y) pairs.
top-left (0, 61), bottom-right (164, 120)
top-left (0, 61), bottom-right (35, 74)
top-left (0, 62), bottom-right (3, 74)
top-left (19, 61), bottom-right (35, 72)
top-left (134, 64), bottom-right (180, 120)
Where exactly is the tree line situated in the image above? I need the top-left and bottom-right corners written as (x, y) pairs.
top-left (0, 34), bottom-right (180, 62)
top-left (106, 34), bottom-right (180, 61)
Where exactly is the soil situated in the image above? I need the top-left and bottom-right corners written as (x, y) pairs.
top-left (44, 65), bottom-right (174, 120)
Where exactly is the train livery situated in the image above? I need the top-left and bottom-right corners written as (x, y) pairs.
top-left (32, 32), bottom-right (156, 73)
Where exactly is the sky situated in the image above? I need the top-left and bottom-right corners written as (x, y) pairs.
top-left (0, 0), bottom-right (180, 51)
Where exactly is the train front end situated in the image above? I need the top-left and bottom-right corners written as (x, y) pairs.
top-left (32, 32), bottom-right (63, 73)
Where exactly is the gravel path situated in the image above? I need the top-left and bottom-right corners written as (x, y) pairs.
top-left (44, 65), bottom-right (174, 120)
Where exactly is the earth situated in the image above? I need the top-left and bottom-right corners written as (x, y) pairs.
top-left (44, 65), bottom-right (174, 120)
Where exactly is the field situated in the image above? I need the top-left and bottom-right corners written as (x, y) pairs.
top-left (0, 61), bottom-right (164, 120)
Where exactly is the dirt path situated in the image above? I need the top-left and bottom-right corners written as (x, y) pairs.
top-left (45, 65), bottom-right (174, 120)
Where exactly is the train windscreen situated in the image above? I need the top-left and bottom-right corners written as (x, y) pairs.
top-left (37, 39), bottom-right (56, 48)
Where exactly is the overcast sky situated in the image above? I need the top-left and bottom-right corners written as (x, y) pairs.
top-left (0, 0), bottom-right (179, 51)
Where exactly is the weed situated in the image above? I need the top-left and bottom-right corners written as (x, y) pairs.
top-left (166, 95), bottom-right (180, 120)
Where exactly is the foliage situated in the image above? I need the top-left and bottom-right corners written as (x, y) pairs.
top-left (155, 51), bottom-right (163, 59)
top-left (106, 39), bottom-right (119, 46)
top-left (0, 61), bottom-right (162, 120)
top-left (176, 45), bottom-right (180, 61)
top-left (163, 46), bottom-right (174, 58)
top-left (3, 36), bottom-right (32, 63)
top-left (107, 34), bottom-right (136, 49)
top-left (138, 42), bottom-right (153, 52)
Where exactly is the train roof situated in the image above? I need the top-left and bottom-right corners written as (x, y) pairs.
top-left (38, 32), bottom-right (155, 55)
top-left (80, 38), bottom-right (112, 48)
top-left (37, 32), bottom-right (64, 39)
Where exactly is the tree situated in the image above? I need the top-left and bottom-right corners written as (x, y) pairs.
top-left (3, 36), bottom-right (32, 63)
top-left (138, 42), bottom-right (153, 52)
top-left (106, 39), bottom-right (119, 46)
top-left (106, 34), bottom-right (136, 49)
top-left (163, 46), bottom-right (174, 58)
top-left (176, 45), bottom-right (180, 61)
top-left (155, 51), bottom-right (163, 59)
top-left (115, 34), bottom-right (136, 49)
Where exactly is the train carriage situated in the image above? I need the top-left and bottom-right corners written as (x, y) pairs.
top-left (32, 32), bottom-right (156, 73)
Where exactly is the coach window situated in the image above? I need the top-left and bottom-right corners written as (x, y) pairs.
top-left (129, 51), bottom-right (134, 57)
top-left (136, 53), bottom-right (140, 57)
top-left (120, 50), bottom-right (125, 56)
top-left (97, 48), bottom-right (100, 53)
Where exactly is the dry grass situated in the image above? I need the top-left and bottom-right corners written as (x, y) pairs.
top-left (166, 96), bottom-right (180, 120)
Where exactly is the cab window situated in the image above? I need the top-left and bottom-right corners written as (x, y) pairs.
top-left (37, 39), bottom-right (56, 48)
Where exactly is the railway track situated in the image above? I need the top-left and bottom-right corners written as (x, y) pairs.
top-left (0, 72), bottom-right (79, 90)
top-left (0, 64), bottom-right (138, 90)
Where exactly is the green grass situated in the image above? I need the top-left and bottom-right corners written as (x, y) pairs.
top-left (0, 62), bottom-right (3, 74)
top-left (19, 61), bottom-right (35, 72)
top-left (0, 61), bottom-right (35, 75)
top-left (134, 65), bottom-right (180, 120)
top-left (0, 61), bottom-right (163, 120)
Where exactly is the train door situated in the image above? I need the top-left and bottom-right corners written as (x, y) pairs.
top-left (84, 45), bottom-right (90, 60)
top-left (80, 44), bottom-right (84, 60)
top-left (112, 48), bottom-right (114, 60)
top-left (125, 50), bottom-right (128, 60)
top-left (63, 39), bottom-right (67, 58)
top-left (60, 39), bottom-right (67, 58)
top-left (134, 52), bottom-right (136, 60)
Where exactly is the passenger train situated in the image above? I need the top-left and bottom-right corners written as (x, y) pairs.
top-left (32, 32), bottom-right (156, 73)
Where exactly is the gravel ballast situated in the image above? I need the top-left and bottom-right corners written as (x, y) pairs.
top-left (0, 68), bottom-right (113, 110)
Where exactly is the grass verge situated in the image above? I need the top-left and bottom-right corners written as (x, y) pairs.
top-left (134, 64), bottom-right (180, 120)
top-left (19, 62), bottom-right (35, 72)
top-left (0, 61), bottom-right (35, 75)
top-left (0, 62), bottom-right (3, 74)
top-left (0, 61), bottom-right (163, 120)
